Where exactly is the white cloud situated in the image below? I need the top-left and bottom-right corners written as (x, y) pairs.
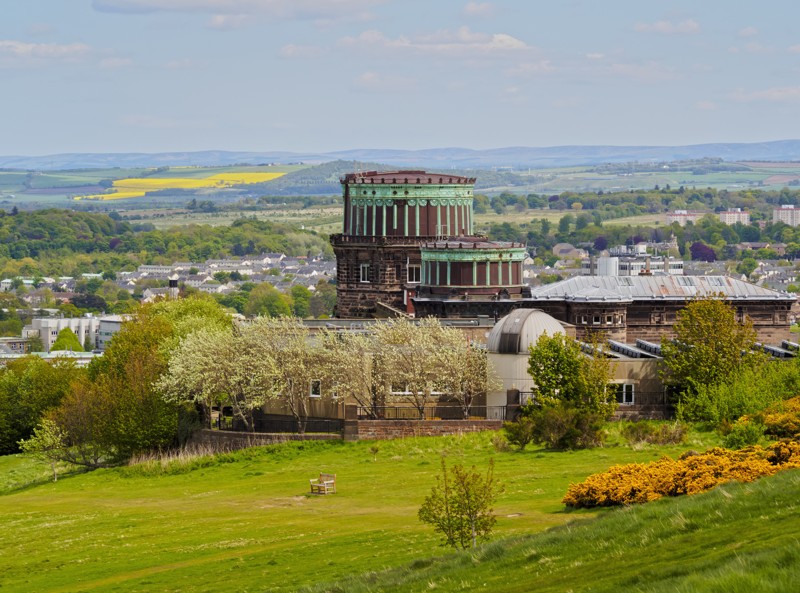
top-left (506, 60), bottom-right (554, 77)
top-left (743, 42), bottom-right (771, 53)
top-left (729, 42), bottom-right (773, 55)
top-left (738, 26), bottom-right (759, 37)
top-left (500, 85), bottom-right (526, 104)
top-left (353, 71), bottom-right (416, 93)
top-left (0, 40), bottom-right (91, 67)
top-left (279, 44), bottom-right (324, 59)
top-left (463, 2), bottom-right (494, 18)
top-left (733, 87), bottom-right (800, 103)
top-left (92, 0), bottom-right (383, 23)
top-left (634, 19), bottom-right (700, 35)
top-left (339, 26), bottom-right (531, 58)
top-left (206, 14), bottom-right (250, 30)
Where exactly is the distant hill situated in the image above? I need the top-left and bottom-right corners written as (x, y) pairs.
top-left (4, 140), bottom-right (800, 171)
top-left (248, 160), bottom-right (531, 195)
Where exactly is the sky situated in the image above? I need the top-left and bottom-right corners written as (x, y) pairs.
top-left (3, 0), bottom-right (800, 155)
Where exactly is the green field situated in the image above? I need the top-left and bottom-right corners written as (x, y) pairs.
top-left (0, 427), bottom-right (762, 593)
top-left (312, 469), bottom-right (800, 593)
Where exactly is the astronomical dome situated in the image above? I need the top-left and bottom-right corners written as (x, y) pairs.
top-left (486, 309), bottom-right (565, 354)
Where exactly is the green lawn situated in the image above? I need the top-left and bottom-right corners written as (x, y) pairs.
top-left (0, 430), bottom-right (722, 593)
top-left (308, 468), bottom-right (800, 593)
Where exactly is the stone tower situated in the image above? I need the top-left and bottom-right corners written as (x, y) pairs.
top-left (330, 171), bottom-right (476, 317)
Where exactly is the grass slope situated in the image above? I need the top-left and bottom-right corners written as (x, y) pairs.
top-left (0, 429), bottom-right (771, 593)
top-left (307, 469), bottom-right (800, 593)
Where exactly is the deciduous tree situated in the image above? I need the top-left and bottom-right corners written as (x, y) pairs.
top-left (18, 419), bottom-right (69, 481)
top-left (418, 458), bottom-right (502, 549)
top-left (661, 295), bottom-right (764, 420)
top-left (51, 327), bottom-right (84, 352)
top-left (372, 318), bottom-right (461, 419)
top-left (527, 332), bottom-right (616, 416)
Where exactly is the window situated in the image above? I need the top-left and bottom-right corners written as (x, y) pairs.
top-left (359, 263), bottom-right (370, 283)
top-left (407, 264), bottom-right (421, 284)
top-left (615, 384), bottom-right (634, 405)
top-left (310, 380), bottom-right (322, 398)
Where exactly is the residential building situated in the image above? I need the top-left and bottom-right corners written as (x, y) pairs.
top-left (774, 205), bottom-right (800, 226)
top-left (667, 210), bottom-right (705, 226)
top-left (718, 208), bottom-right (750, 225)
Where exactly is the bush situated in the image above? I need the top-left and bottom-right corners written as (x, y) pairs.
top-left (562, 441), bottom-right (800, 508)
top-left (527, 401), bottom-right (605, 450)
top-left (502, 417), bottom-right (535, 451)
top-left (760, 396), bottom-right (800, 439)
top-left (679, 362), bottom-right (800, 424)
top-left (722, 419), bottom-right (765, 449)
top-left (621, 421), bottom-right (687, 446)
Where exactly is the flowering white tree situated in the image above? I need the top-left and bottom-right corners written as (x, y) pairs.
top-left (372, 318), bottom-right (468, 419)
top-left (248, 317), bottom-right (331, 434)
top-left (318, 329), bottom-right (383, 417)
top-left (157, 324), bottom-right (280, 431)
top-left (439, 342), bottom-right (499, 419)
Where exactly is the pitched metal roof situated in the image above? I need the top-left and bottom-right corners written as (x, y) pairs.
top-left (529, 275), bottom-right (796, 301)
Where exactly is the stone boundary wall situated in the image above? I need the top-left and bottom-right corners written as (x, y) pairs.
top-left (191, 429), bottom-right (340, 450)
top-left (344, 419), bottom-right (502, 441)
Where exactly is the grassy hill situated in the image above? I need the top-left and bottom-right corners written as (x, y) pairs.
top-left (310, 469), bottom-right (800, 593)
top-left (1, 430), bottom-right (797, 593)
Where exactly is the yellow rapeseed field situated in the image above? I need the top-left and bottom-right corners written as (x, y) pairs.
top-left (75, 171), bottom-right (284, 201)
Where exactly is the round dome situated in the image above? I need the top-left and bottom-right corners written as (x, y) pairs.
top-left (486, 309), bottom-right (565, 354)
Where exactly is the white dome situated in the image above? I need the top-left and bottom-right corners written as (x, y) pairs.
top-left (486, 309), bottom-right (565, 354)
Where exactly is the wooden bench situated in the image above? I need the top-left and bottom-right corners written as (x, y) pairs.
top-left (310, 473), bottom-right (336, 495)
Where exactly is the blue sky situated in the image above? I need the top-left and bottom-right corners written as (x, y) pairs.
top-left (3, 0), bottom-right (800, 155)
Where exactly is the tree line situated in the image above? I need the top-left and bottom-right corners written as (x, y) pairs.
top-left (5, 296), bottom-right (494, 469)
top-left (0, 210), bottom-right (332, 278)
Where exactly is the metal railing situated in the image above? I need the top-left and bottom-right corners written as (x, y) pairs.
top-left (213, 414), bottom-right (343, 434)
top-left (355, 405), bottom-right (515, 421)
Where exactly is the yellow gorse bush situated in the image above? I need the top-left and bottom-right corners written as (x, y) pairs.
top-left (760, 396), bottom-right (800, 438)
top-left (563, 440), bottom-right (800, 508)
top-left (75, 171), bottom-right (284, 201)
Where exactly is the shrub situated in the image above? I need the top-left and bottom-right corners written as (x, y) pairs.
top-left (502, 417), bottom-right (535, 451)
top-left (491, 433), bottom-right (511, 453)
top-left (527, 401), bottom-right (605, 450)
top-left (679, 362), bottom-right (800, 425)
top-left (621, 421), bottom-right (687, 446)
top-left (722, 419), bottom-right (765, 449)
top-left (760, 396), bottom-right (800, 439)
top-left (562, 441), bottom-right (800, 508)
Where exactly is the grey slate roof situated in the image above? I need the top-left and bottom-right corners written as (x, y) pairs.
top-left (529, 275), bottom-right (796, 301)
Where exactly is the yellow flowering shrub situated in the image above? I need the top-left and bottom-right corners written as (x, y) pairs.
top-left (562, 440), bottom-right (800, 508)
top-left (760, 396), bottom-right (800, 439)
